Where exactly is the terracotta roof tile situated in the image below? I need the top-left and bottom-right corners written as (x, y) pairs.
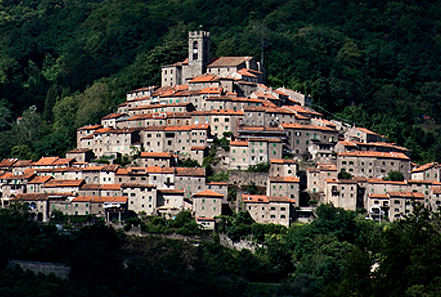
top-left (45, 179), bottom-right (85, 187)
top-left (78, 124), bottom-right (102, 131)
top-left (338, 151), bottom-right (410, 160)
top-left (0, 158), bottom-right (18, 167)
top-left (270, 159), bottom-right (297, 164)
top-left (388, 191), bottom-right (424, 199)
top-left (207, 56), bottom-right (252, 67)
top-left (281, 123), bottom-right (336, 132)
top-left (411, 162), bottom-right (438, 173)
top-left (175, 167), bottom-right (205, 176)
top-left (269, 176), bottom-right (300, 183)
top-left (140, 152), bottom-right (173, 158)
top-left (188, 73), bottom-right (219, 83)
top-left (193, 190), bottom-right (224, 198)
top-left (230, 140), bottom-right (248, 146)
top-left (13, 193), bottom-right (51, 201)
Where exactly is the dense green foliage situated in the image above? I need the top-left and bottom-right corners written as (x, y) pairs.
top-left (3, 204), bottom-right (441, 296)
top-left (0, 1), bottom-right (440, 161)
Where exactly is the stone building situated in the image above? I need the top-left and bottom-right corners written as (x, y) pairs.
top-left (137, 152), bottom-right (175, 167)
top-left (345, 127), bottom-right (385, 143)
top-left (157, 189), bottom-right (186, 218)
top-left (193, 190), bottom-right (223, 221)
top-left (121, 183), bottom-right (157, 215)
top-left (161, 31), bottom-right (264, 88)
top-left (79, 183), bottom-right (123, 197)
top-left (269, 159), bottom-right (298, 178)
top-left (337, 151), bottom-right (411, 180)
top-left (267, 176), bottom-right (300, 204)
top-left (282, 123), bottom-right (338, 159)
top-left (411, 162), bottom-right (440, 181)
top-left (229, 139), bottom-right (283, 170)
top-left (175, 167), bottom-right (206, 199)
top-left (367, 192), bottom-right (424, 222)
top-left (324, 179), bottom-right (360, 211)
top-left (242, 194), bottom-right (295, 227)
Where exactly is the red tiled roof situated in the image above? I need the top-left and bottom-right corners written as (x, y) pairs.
top-left (13, 193), bottom-right (51, 201)
top-left (366, 178), bottom-right (407, 185)
top-left (32, 157), bottom-right (59, 166)
top-left (388, 191), bottom-right (424, 199)
top-left (140, 152), bottom-right (173, 158)
top-left (338, 151), bottom-right (410, 160)
top-left (242, 194), bottom-right (295, 203)
top-left (45, 179), bottom-right (85, 187)
top-left (0, 158), bottom-right (18, 167)
top-left (283, 105), bottom-right (323, 117)
top-left (270, 159), bottom-right (297, 164)
top-left (102, 113), bottom-right (125, 120)
top-left (91, 196), bottom-right (127, 203)
top-left (317, 163), bottom-right (337, 171)
top-left (193, 190), bottom-right (224, 198)
top-left (200, 87), bottom-right (222, 94)
top-left (28, 176), bottom-right (53, 184)
top-left (66, 148), bottom-right (93, 153)
top-left (407, 180), bottom-right (441, 185)
top-left (78, 124), bottom-right (102, 131)
top-left (191, 146), bottom-right (207, 150)
top-left (353, 127), bottom-right (380, 136)
top-left (236, 68), bottom-right (257, 78)
top-left (230, 140), bottom-right (248, 146)
top-left (411, 162), bottom-right (438, 173)
top-left (269, 176), bottom-right (300, 183)
top-left (175, 167), bottom-right (205, 176)
top-left (207, 56), bottom-right (252, 67)
top-left (130, 103), bottom-right (192, 111)
top-left (368, 193), bottom-right (389, 199)
top-left (281, 123), bottom-right (336, 132)
top-left (189, 73), bottom-right (219, 83)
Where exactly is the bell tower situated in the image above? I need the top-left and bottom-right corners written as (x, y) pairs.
top-left (188, 31), bottom-right (210, 78)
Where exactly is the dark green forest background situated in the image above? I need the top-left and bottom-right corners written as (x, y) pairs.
top-left (1, 0), bottom-right (441, 161)
top-left (2, 204), bottom-right (441, 297)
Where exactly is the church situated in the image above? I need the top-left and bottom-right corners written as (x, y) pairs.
top-left (161, 31), bottom-right (266, 89)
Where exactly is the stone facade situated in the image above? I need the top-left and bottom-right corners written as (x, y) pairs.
top-left (324, 179), bottom-right (359, 210)
top-left (337, 151), bottom-right (411, 180)
top-left (193, 190), bottom-right (223, 220)
top-left (242, 195), bottom-right (294, 227)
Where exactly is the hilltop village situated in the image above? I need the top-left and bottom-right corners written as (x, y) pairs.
top-left (1, 31), bottom-right (439, 229)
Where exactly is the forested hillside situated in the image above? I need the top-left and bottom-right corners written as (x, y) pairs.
top-left (2, 204), bottom-right (441, 296)
top-left (1, 0), bottom-right (441, 161)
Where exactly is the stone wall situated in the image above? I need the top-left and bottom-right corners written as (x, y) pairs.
top-left (229, 171), bottom-right (269, 187)
top-left (8, 260), bottom-right (71, 279)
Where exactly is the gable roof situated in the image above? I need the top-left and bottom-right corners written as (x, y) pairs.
top-left (207, 56), bottom-right (252, 67)
top-left (193, 190), bottom-right (224, 198)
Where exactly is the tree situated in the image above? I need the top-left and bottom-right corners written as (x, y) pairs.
top-left (384, 171), bottom-right (405, 181)
top-left (338, 169), bottom-right (352, 180)
top-left (179, 158), bottom-right (200, 168)
top-left (10, 144), bottom-right (37, 160)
